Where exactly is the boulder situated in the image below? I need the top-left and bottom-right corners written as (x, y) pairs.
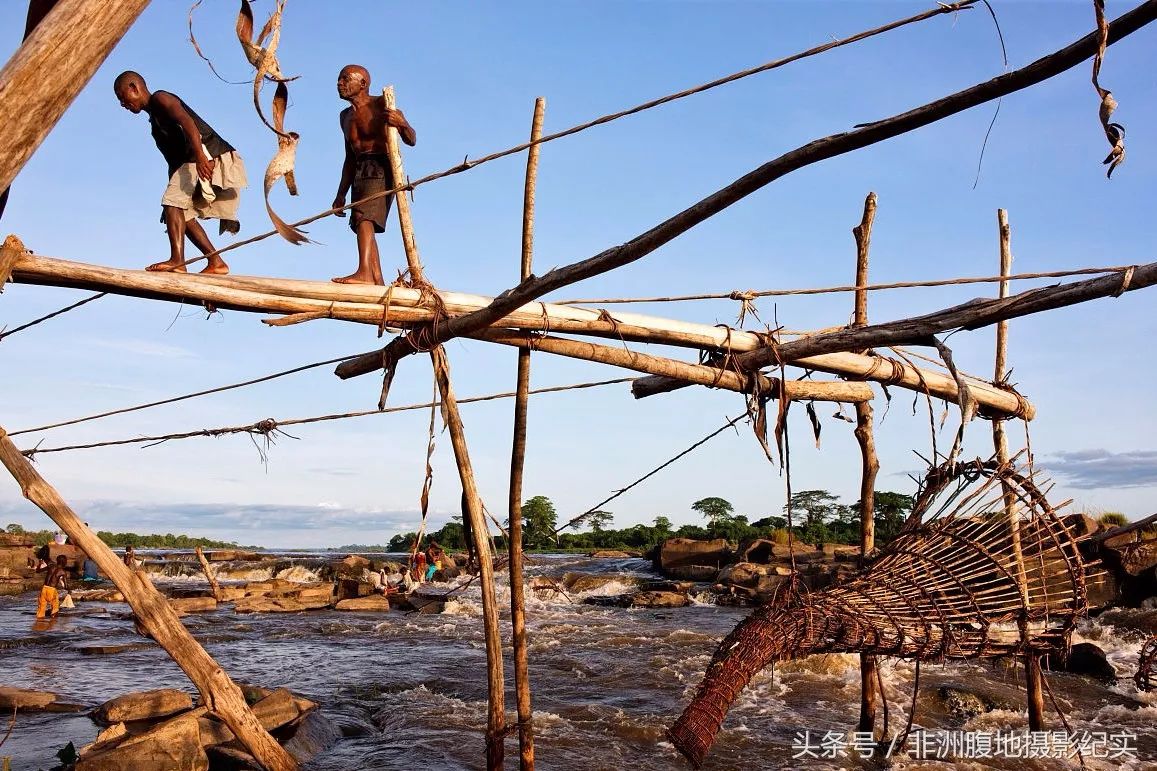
top-left (1043, 642), bottom-right (1117, 682)
top-left (205, 746), bottom-right (261, 770)
top-left (233, 595), bottom-right (308, 613)
top-left (251, 688), bottom-right (302, 732)
top-left (0, 545), bottom-right (35, 569)
top-left (196, 715), bottom-right (234, 747)
top-left (70, 589), bottom-right (126, 603)
top-left (80, 721), bottom-right (127, 755)
top-left (333, 555), bottom-right (371, 578)
top-left (93, 689), bottom-right (193, 724)
top-left (1062, 513), bottom-right (1101, 539)
top-left (589, 550), bottom-right (632, 558)
top-left (933, 686), bottom-right (1000, 721)
top-left (169, 597), bottom-right (218, 614)
top-left (335, 595), bottom-right (392, 612)
top-left (0, 532), bottom-right (35, 547)
top-left (656, 538), bottom-right (731, 575)
top-left (216, 586), bottom-right (250, 602)
top-left (202, 550), bottom-right (259, 562)
top-left (630, 591), bottom-right (689, 608)
top-left (77, 710), bottom-right (207, 771)
top-left (716, 562), bottom-right (771, 588)
top-left (282, 710), bottom-right (341, 764)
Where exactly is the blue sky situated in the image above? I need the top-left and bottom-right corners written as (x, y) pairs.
top-left (1, 1), bottom-right (1154, 547)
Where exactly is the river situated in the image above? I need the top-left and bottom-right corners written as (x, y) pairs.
top-left (1, 553), bottom-right (1154, 770)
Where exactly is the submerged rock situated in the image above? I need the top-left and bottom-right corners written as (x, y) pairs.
top-left (933, 686), bottom-right (1000, 721)
top-left (1043, 642), bottom-right (1117, 682)
top-left (334, 595), bottom-right (392, 612)
top-left (282, 710), bottom-right (342, 763)
top-left (93, 688), bottom-right (193, 725)
top-left (0, 685), bottom-right (77, 712)
top-left (169, 597), bottom-right (218, 614)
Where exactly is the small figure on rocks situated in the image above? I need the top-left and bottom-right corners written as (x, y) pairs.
top-left (123, 545), bottom-right (138, 568)
top-left (330, 64), bottom-right (416, 285)
top-left (36, 555), bottom-right (69, 618)
top-left (113, 71), bottom-right (247, 275)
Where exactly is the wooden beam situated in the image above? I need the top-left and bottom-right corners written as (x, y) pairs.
top-left (0, 0), bottom-right (152, 193)
top-left (0, 427), bottom-right (296, 771)
top-left (333, 0), bottom-right (1157, 379)
top-left (476, 330), bottom-right (872, 403)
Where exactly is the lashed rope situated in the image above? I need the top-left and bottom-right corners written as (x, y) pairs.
top-left (0, 291), bottom-right (106, 342)
top-left (19, 377), bottom-right (634, 457)
top-left (1091, 0), bottom-right (1127, 176)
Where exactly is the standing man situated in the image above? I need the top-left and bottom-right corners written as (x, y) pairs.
top-left (36, 555), bottom-right (69, 619)
top-left (331, 64), bottom-right (417, 285)
top-left (113, 71), bottom-right (247, 274)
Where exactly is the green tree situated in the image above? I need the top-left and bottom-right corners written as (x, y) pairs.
top-left (873, 491), bottom-right (915, 544)
top-left (6, 523), bottom-right (25, 534)
top-left (522, 496), bottom-right (558, 548)
top-left (692, 497), bottom-right (734, 526)
top-left (585, 510), bottom-right (613, 532)
top-left (785, 490), bottom-right (841, 528)
top-left (653, 516), bottom-right (673, 540)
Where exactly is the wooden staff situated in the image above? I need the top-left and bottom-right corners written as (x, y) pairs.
top-left (0, 427), bottom-right (296, 771)
top-left (195, 546), bottom-right (222, 601)
top-left (851, 193), bottom-right (882, 737)
top-left (507, 96), bottom-right (544, 771)
top-left (0, 0), bottom-right (153, 193)
top-left (382, 86), bottom-right (507, 768)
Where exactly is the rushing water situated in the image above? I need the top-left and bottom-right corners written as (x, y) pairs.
top-left (1, 554), bottom-right (1154, 770)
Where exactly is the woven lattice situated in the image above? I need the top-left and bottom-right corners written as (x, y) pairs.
top-left (669, 458), bottom-right (1097, 767)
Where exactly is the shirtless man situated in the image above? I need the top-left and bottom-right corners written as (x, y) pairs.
top-left (331, 65), bottom-right (417, 285)
top-left (36, 555), bottom-right (69, 619)
top-left (114, 71), bottom-right (247, 275)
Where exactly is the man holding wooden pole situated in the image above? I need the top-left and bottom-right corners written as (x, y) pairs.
top-left (331, 64), bottom-right (416, 285)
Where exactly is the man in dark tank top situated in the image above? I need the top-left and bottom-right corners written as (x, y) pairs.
top-left (113, 71), bottom-right (248, 274)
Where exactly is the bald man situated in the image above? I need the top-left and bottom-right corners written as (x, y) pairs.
top-left (331, 64), bottom-right (417, 285)
top-left (114, 71), bottom-right (247, 274)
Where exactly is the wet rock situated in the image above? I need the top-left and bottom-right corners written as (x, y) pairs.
top-left (251, 688), bottom-right (302, 731)
top-left (70, 588), bottom-right (126, 603)
top-left (1044, 642), bottom-right (1117, 683)
top-left (630, 591), bottom-right (689, 608)
top-left (169, 597), bottom-right (218, 614)
top-left (589, 550), bottom-right (632, 558)
top-left (76, 642), bottom-right (155, 655)
top-left (78, 709), bottom-right (207, 771)
top-left (334, 555), bottom-right (371, 578)
top-left (93, 688), bottom-right (193, 724)
top-left (216, 586), bottom-right (249, 602)
top-left (335, 595), bottom-right (392, 612)
top-left (233, 596), bottom-right (308, 613)
top-left (0, 686), bottom-right (61, 711)
top-left (656, 538), bottom-right (731, 578)
top-left (203, 550), bottom-right (260, 562)
top-left (933, 686), bottom-right (999, 721)
top-left (282, 710), bottom-right (341, 763)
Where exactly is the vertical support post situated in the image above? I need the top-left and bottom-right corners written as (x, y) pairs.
top-left (0, 428), bottom-right (297, 771)
top-left (851, 192), bottom-right (882, 737)
top-left (508, 96), bottom-right (544, 771)
top-left (382, 86), bottom-right (506, 769)
top-left (195, 546), bottom-right (222, 601)
top-left (993, 209), bottom-right (1040, 729)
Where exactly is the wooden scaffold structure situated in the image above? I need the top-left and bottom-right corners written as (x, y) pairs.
top-left (2, 1), bottom-right (1157, 769)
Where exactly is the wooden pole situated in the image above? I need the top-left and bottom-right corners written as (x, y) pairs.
top-left (382, 86), bottom-right (506, 769)
top-left (851, 193), bottom-right (882, 738)
top-left (0, 0), bottom-right (153, 194)
top-left (0, 427), bottom-right (296, 771)
top-left (477, 329), bottom-right (873, 403)
top-left (333, 0), bottom-right (1157, 379)
top-left (993, 209), bottom-right (1040, 729)
top-left (507, 96), bottom-right (544, 771)
top-left (195, 546), bottom-right (222, 602)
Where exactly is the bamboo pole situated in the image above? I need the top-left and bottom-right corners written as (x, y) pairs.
top-left (851, 193), bottom-right (882, 738)
top-left (195, 546), bottom-right (222, 602)
top-left (334, 0), bottom-right (1157, 380)
top-left (0, 427), bottom-right (296, 771)
top-left (0, 0), bottom-right (152, 193)
top-left (477, 329), bottom-right (872, 403)
top-left (382, 86), bottom-right (506, 768)
top-left (10, 254), bottom-right (1029, 418)
top-left (507, 96), bottom-right (544, 771)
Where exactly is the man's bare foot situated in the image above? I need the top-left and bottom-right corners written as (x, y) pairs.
top-left (332, 273), bottom-right (381, 285)
top-left (200, 263), bottom-right (229, 276)
top-left (146, 260), bottom-right (188, 273)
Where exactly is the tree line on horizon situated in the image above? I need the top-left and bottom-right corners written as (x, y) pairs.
top-left (374, 489), bottom-right (918, 553)
top-left (4, 523), bottom-right (243, 550)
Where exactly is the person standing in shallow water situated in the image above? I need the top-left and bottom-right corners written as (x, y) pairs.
top-left (113, 71), bottom-right (247, 275)
top-left (331, 64), bottom-right (417, 285)
top-left (36, 555), bottom-right (69, 619)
